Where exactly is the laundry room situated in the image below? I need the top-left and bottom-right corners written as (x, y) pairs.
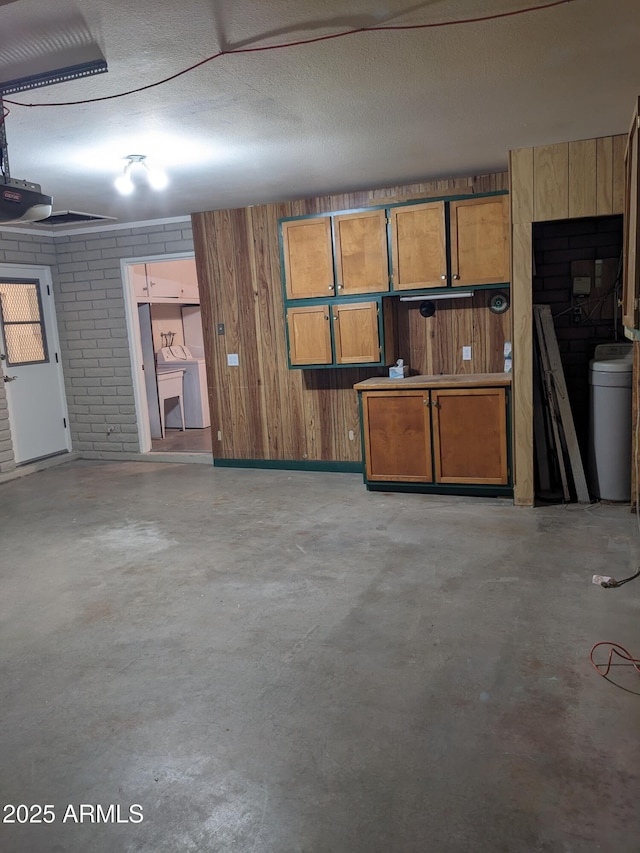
top-left (129, 257), bottom-right (211, 454)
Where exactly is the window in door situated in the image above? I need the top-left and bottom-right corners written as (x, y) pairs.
top-left (0, 280), bottom-right (48, 366)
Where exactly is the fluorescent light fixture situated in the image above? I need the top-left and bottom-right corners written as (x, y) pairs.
top-left (400, 291), bottom-right (474, 302)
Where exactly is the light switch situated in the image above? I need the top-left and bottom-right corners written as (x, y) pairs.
top-left (462, 346), bottom-right (472, 361)
top-left (227, 353), bottom-right (239, 366)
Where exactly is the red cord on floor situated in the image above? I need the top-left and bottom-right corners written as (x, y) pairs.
top-left (590, 642), bottom-right (640, 678)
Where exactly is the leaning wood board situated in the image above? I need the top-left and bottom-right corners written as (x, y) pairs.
top-left (533, 305), bottom-right (590, 503)
top-left (533, 308), bottom-right (569, 501)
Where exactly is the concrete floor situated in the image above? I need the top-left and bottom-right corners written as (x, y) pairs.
top-left (1, 460), bottom-right (640, 852)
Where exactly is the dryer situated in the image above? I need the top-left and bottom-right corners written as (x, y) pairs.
top-left (156, 345), bottom-right (210, 428)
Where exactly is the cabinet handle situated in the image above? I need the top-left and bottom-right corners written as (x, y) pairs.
top-left (324, 315), bottom-right (329, 320)
top-left (328, 284), bottom-right (335, 291)
top-left (332, 315), bottom-right (338, 320)
top-left (440, 274), bottom-right (447, 280)
top-left (452, 274), bottom-right (460, 280)
top-left (337, 284), bottom-right (343, 290)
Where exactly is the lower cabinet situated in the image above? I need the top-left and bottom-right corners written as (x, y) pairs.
top-left (286, 298), bottom-right (395, 368)
top-left (358, 381), bottom-right (510, 493)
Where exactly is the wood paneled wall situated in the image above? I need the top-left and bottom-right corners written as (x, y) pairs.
top-left (510, 134), bottom-right (626, 505)
top-left (398, 290), bottom-right (510, 376)
top-left (192, 172), bottom-right (508, 464)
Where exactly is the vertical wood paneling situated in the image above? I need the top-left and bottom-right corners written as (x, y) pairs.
top-left (509, 132), bottom-right (624, 506)
top-left (534, 144), bottom-right (569, 221)
top-left (509, 148), bottom-right (534, 224)
top-left (613, 132), bottom-right (627, 214)
top-left (511, 223), bottom-right (533, 506)
top-left (596, 136), bottom-right (614, 215)
top-left (193, 172), bottom-right (509, 464)
top-left (569, 138), bottom-right (597, 218)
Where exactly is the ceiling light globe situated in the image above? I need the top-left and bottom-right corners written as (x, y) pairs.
top-left (147, 169), bottom-right (168, 191)
top-left (115, 173), bottom-right (134, 195)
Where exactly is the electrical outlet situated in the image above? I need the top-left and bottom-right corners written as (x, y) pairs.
top-left (462, 346), bottom-right (472, 361)
top-left (217, 323), bottom-right (225, 335)
top-left (572, 306), bottom-right (582, 324)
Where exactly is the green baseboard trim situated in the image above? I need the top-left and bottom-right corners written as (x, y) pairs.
top-left (366, 482), bottom-right (514, 498)
top-left (213, 458), bottom-right (363, 474)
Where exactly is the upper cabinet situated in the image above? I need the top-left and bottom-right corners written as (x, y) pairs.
top-left (449, 195), bottom-right (510, 287)
top-left (389, 201), bottom-right (447, 290)
top-left (623, 96), bottom-right (639, 330)
top-left (132, 259), bottom-right (200, 303)
top-left (281, 217), bottom-right (334, 299)
top-left (278, 191), bottom-right (508, 369)
top-left (333, 209), bottom-right (389, 295)
top-left (280, 191), bottom-right (510, 303)
top-left (282, 210), bottom-right (389, 299)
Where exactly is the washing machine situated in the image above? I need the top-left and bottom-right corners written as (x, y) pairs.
top-left (156, 345), bottom-right (210, 428)
top-left (587, 342), bottom-right (633, 501)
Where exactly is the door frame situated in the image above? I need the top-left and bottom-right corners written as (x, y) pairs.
top-left (120, 252), bottom-right (198, 453)
top-left (0, 262), bottom-right (72, 461)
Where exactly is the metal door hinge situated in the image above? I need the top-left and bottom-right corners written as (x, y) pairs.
top-left (54, 352), bottom-right (59, 363)
top-left (63, 417), bottom-right (67, 428)
top-left (47, 285), bottom-right (50, 295)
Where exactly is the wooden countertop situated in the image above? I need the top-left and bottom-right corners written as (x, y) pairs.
top-left (354, 372), bottom-right (512, 391)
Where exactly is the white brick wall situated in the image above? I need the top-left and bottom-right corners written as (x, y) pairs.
top-left (0, 220), bottom-right (194, 462)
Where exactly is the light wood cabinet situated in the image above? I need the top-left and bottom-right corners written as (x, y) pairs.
top-left (389, 201), bottom-right (447, 290)
top-left (449, 195), bottom-right (510, 287)
top-left (357, 376), bottom-right (511, 493)
top-left (431, 387), bottom-right (508, 484)
top-left (287, 299), bottom-right (394, 368)
top-left (333, 209), bottom-right (389, 295)
top-left (287, 305), bottom-right (332, 365)
top-left (623, 96), bottom-right (639, 329)
top-left (332, 301), bottom-right (380, 364)
top-left (361, 390), bottom-right (432, 481)
top-left (281, 218), bottom-right (334, 300)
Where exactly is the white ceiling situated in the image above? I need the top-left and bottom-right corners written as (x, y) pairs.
top-left (0, 0), bottom-right (639, 226)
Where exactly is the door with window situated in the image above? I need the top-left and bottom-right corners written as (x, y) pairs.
top-left (0, 267), bottom-right (70, 464)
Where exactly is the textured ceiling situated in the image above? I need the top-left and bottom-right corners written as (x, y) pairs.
top-left (0, 0), bottom-right (639, 226)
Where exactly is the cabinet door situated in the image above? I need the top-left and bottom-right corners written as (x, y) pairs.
top-left (623, 96), bottom-right (640, 329)
top-left (449, 195), bottom-right (509, 287)
top-left (287, 305), bottom-right (332, 365)
top-left (333, 301), bottom-right (380, 364)
top-left (145, 262), bottom-right (184, 298)
top-left (432, 387), bottom-right (508, 484)
top-left (334, 209), bottom-right (389, 295)
top-left (281, 218), bottom-right (334, 299)
top-left (362, 391), bottom-right (432, 481)
top-left (389, 201), bottom-right (447, 290)
top-left (131, 263), bottom-right (149, 299)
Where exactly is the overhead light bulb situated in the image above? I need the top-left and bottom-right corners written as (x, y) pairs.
top-left (114, 170), bottom-right (134, 195)
top-left (146, 166), bottom-right (168, 191)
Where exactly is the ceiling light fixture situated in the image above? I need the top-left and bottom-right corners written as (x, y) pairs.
top-left (114, 154), bottom-right (168, 196)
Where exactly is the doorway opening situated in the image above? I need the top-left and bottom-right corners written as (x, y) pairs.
top-left (122, 254), bottom-right (212, 456)
top-left (532, 214), bottom-right (624, 502)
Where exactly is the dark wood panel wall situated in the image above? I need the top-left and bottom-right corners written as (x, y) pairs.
top-left (192, 172), bottom-right (509, 463)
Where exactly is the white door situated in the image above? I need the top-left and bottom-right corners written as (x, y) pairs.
top-left (0, 266), bottom-right (71, 464)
